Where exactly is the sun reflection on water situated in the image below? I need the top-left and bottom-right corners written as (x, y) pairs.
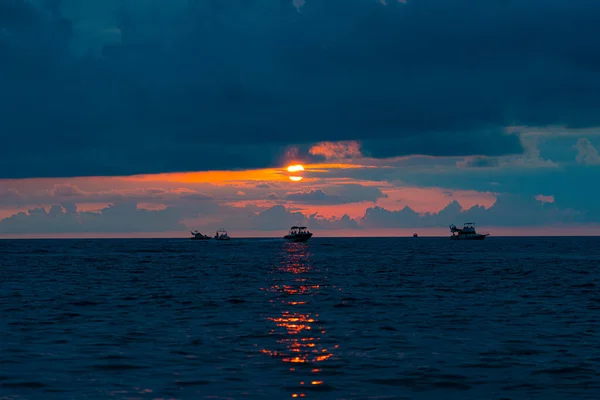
top-left (261, 242), bottom-right (337, 397)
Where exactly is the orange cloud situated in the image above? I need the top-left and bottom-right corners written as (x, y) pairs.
top-left (309, 141), bottom-right (362, 160)
top-left (126, 168), bottom-right (289, 184)
top-left (0, 164), bottom-right (495, 220)
top-left (7, 158), bottom-right (586, 238)
top-left (121, 163), bottom-right (362, 186)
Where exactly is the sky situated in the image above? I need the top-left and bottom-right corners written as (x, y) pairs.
top-left (1, 0), bottom-right (599, 238)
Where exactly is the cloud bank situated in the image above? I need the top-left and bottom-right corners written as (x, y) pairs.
top-left (0, 193), bottom-right (588, 235)
top-left (3, 0), bottom-right (600, 178)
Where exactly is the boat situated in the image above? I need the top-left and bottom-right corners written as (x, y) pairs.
top-left (449, 223), bottom-right (489, 240)
top-left (190, 230), bottom-right (211, 240)
top-left (413, 233), bottom-right (418, 238)
top-left (284, 226), bottom-right (313, 242)
top-left (214, 229), bottom-right (231, 241)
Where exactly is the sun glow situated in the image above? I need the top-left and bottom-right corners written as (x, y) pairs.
top-left (287, 164), bottom-right (305, 181)
top-left (287, 165), bottom-right (305, 173)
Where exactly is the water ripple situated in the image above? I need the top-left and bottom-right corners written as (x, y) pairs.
top-left (0, 237), bottom-right (599, 399)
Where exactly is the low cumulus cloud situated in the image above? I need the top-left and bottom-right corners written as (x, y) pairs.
top-left (361, 195), bottom-right (584, 229)
top-left (0, 203), bottom-right (184, 234)
top-left (3, 0), bottom-right (600, 178)
top-left (0, 193), bottom-right (591, 235)
top-left (285, 189), bottom-right (336, 204)
top-left (0, 201), bottom-right (359, 233)
top-left (574, 138), bottom-right (600, 165)
top-left (232, 205), bottom-right (359, 231)
top-left (284, 184), bottom-right (386, 205)
top-left (0, 183), bottom-right (215, 206)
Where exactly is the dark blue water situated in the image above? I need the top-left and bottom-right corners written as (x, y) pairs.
top-left (1, 237), bottom-right (599, 399)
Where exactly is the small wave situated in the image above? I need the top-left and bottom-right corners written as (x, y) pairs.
top-left (532, 366), bottom-right (597, 375)
top-left (70, 300), bottom-right (99, 306)
top-left (2, 236), bottom-right (600, 399)
top-left (91, 364), bottom-right (147, 371)
top-left (175, 380), bottom-right (211, 386)
top-left (1, 381), bottom-right (46, 388)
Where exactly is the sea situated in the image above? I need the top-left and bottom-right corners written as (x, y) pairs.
top-left (1, 237), bottom-right (599, 400)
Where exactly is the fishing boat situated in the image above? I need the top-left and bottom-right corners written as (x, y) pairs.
top-left (449, 223), bottom-right (489, 240)
top-left (284, 226), bottom-right (313, 242)
top-left (190, 230), bottom-right (211, 240)
top-left (214, 229), bottom-right (231, 241)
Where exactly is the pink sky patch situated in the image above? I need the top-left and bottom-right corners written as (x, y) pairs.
top-left (535, 194), bottom-right (555, 204)
top-left (309, 141), bottom-right (362, 160)
top-left (375, 187), bottom-right (497, 214)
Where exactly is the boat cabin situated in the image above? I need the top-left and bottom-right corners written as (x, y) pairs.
top-left (449, 222), bottom-right (489, 240)
top-left (284, 226), bottom-right (313, 242)
top-left (289, 226), bottom-right (310, 235)
top-left (214, 228), bottom-right (230, 240)
top-left (461, 222), bottom-right (476, 233)
top-left (449, 222), bottom-right (477, 234)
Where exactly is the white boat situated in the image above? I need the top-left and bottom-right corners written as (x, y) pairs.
top-left (449, 223), bottom-right (489, 240)
top-left (284, 226), bottom-right (313, 242)
top-left (214, 229), bottom-right (231, 241)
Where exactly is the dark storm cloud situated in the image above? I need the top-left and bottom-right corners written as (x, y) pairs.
top-left (2, 0), bottom-right (599, 178)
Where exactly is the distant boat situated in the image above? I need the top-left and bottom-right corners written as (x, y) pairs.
top-left (214, 229), bottom-right (231, 241)
top-left (449, 223), bottom-right (489, 240)
top-left (284, 226), bottom-right (313, 242)
top-left (190, 230), bottom-right (210, 240)
top-left (413, 233), bottom-right (418, 238)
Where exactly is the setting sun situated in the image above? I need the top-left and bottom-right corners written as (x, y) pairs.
top-left (287, 164), bottom-right (305, 181)
top-left (287, 165), bottom-right (305, 173)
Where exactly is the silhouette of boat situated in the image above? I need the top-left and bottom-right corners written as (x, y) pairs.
top-left (284, 226), bottom-right (313, 242)
top-left (214, 229), bottom-right (231, 241)
top-left (449, 223), bottom-right (489, 240)
top-left (190, 230), bottom-right (211, 240)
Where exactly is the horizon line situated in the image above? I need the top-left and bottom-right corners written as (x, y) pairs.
top-left (2, 226), bottom-right (600, 239)
top-left (2, 235), bottom-right (600, 240)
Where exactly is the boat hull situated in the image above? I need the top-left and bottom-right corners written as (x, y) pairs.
top-left (450, 234), bottom-right (488, 240)
top-left (215, 237), bottom-right (231, 241)
top-left (284, 233), bottom-right (313, 242)
top-left (190, 236), bottom-right (211, 240)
